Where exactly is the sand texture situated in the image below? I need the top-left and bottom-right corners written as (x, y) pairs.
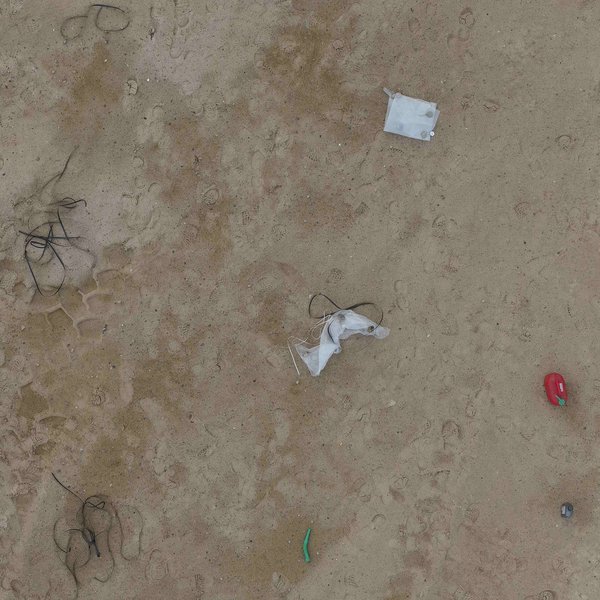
top-left (1, 1), bottom-right (600, 599)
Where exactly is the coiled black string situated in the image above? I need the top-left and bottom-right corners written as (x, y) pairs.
top-left (19, 199), bottom-right (87, 296)
top-left (51, 473), bottom-right (114, 598)
top-left (60, 4), bottom-right (130, 41)
top-left (51, 473), bottom-right (142, 598)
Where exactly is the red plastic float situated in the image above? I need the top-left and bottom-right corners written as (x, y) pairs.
top-left (544, 372), bottom-right (567, 407)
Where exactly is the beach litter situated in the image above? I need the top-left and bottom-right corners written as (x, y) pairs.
top-left (383, 88), bottom-right (440, 141)
top-left (290, 294), bottom-right (390, 376)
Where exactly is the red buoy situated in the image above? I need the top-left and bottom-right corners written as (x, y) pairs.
top-left (544, 373), bottom-right (567, 407)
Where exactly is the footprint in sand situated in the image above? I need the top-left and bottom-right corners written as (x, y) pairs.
top-left (272, 571), bottom-right (291, 595)
top-left (388, 474), bottom-right (408, 502)
top-left (442, 420), bottom-right (462, 450)
top-left (75, 316), bottom-right (106, 340)
top-left (117, 504), bottom-right (143, 560)
top-left (453, 587), bottom-right (478, 600)
top-left (146, 548), bottom-right (169, 581)
top-left (524, 592), bottom-right (556, 600)
top-left (168, 0), bottom-right (192, 58)
top-left (464, 503), bottom-right (480, 525)
top-left (458, 7), bottom-right (475, 27)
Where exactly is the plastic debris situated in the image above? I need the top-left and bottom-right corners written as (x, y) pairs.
top-left (544, 372), bottom-right (567, 407)
top-left (303, 528), bottom-right (312, 563)
top-left (383, 88), bottom-right (440, 141)
top-left (560, 502), bottom-right (573, 519)
top-left (294, 309), bottom-right (390, 376)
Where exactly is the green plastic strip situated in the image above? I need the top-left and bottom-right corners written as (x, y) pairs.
top-left (303, 528), bottom-right (312, 563)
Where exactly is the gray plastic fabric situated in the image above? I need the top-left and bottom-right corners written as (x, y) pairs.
top-left (383, 88), bottom-right (439, 141)
top-left (294, 310), bottom-right (390, 376)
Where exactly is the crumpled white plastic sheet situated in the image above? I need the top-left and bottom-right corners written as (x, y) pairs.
top-left (383, 88), bottom-right (439, 141)
top-left (294, 310), bottom-right (390, 376)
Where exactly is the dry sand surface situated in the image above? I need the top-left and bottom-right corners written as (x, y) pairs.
top-left (1, 0), bottom-right (600, 598)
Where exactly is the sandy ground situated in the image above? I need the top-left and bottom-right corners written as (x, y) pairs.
top-left (1, 0), bottom-right (600, 598)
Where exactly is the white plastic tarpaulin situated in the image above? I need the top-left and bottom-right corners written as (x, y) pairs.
top-left (383, 88), bottom-right (439, 141)
top-left (294, 310), bottom-right (390, 376)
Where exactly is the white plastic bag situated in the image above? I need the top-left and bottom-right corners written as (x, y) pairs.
top-left (383, 88), bottom-right (439, 141)
top-left (294, 310), bottom-right (390, 376)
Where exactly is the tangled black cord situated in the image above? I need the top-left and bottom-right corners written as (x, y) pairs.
top-left (19, 198), bottom-right (87, 296)
top-left (60, 4), bottom-right (130, 41)
top-left (52, 473), bottom-right (115, 598)
top-left (52, 473), bottom-right (143, 598)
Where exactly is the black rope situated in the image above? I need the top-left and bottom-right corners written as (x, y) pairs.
top-left (93, 4), bottom-right (130, 32)
top-left (60, 4), bottom-right (130, 40)
top-left (51, 473), bottom-right (143, 598)
top-left (19, 199), bottom-right (86, 296)
top-left (51, 473), bottom-right (114, 598)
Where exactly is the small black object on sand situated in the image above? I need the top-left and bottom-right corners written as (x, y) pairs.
top-left (560, 502), bottom-right (573, 519)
